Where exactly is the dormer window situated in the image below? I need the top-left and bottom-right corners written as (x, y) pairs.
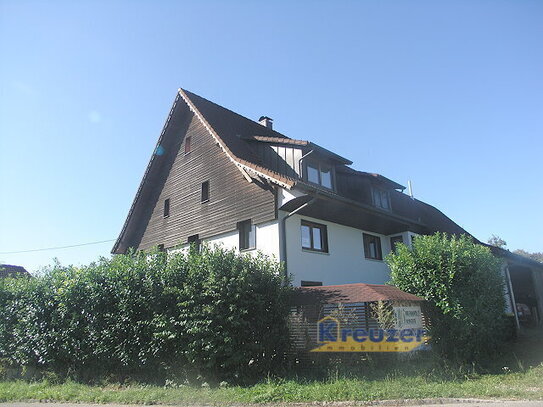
top-left (372, 187), bottom-right (391, 210)
top-left (306, 162), bottom-right (333, 189)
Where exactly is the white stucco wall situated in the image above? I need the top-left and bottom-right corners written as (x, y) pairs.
top-left (167, 207), bottom-right (418, 288)
top-left (283, 212), bottom-right (398, 286)
top-left (168, 220), bottom-right (280, 262)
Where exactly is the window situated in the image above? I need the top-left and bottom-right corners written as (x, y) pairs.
top-left (301, 280), bottom-right (323, 287)
top-left (237, 219), bottom-right (256, 251)
top-left (372, 188), bottom-right (391, 210)
top-left (188, 234), bottom-right (200, 252)
top-left (163, 198), bottom-right (170, 218)
top-left (201, 181), bottom-right (209, 202)
top-left (363, 233), bottom-right (382, 260)
top-left (301, 220), bottom-right (328, 253)
top-left (320, 166), bottom-right (332, 189)
top-left (157, 244), bottom-right (165, 252)
top-left (305, 161), bottom-right (333, 189)
top-left (184, 136), bottom-right (191, 154)
top-left (390, 235), bottom-right (403, 254)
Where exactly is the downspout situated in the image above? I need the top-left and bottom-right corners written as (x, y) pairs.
top-left (298, 149), bottom-right (314, 176)
top-left (280, 196), bottom-right (317, 283)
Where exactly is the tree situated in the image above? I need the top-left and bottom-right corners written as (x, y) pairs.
top-left (513, 249), bottom-right (543, 263)
top-left (487, 234), bottom-right (507, 248)
top-left (386, 233), bottom-right (507, 363)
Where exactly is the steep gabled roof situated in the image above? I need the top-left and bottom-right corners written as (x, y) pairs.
top-left (113, 88), bottom-right (472, 254)
top-left (337, 165), bottom-right (405, 190)
top-left (179, 89), bottom-right (296, 188)
top-left (113, 88), bottom-right (298, 254)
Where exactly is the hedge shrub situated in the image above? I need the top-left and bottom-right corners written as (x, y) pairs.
top-left (386, 233), bottom-right (507, 363)
top-left (0, 246), bottom-right (291, 384)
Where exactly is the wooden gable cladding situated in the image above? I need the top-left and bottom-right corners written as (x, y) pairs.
top-left (135, 106), bottom-right (277, 251)
top-left (251, 142), bottom-right (303, 179)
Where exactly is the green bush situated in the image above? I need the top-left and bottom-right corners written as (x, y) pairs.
top-left (386, 233), bottom-right (507, 363)
top-left (0, 246), bottom-right (291, 384)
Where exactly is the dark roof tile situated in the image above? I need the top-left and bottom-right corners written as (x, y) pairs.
top-left (291, 283), bottom-right (423, 306)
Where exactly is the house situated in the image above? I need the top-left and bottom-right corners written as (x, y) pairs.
top-left (0, 264), bottom-right (30, 278)
top-left (112, 88), bottom-right (543, 326)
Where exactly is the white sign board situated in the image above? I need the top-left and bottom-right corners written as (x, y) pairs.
top-left (393, 305), bottom-right (423, 330)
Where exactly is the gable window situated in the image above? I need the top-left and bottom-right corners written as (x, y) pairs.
top-left (363, 233), bottom-right (382, 260)
top-left (188, 234), bottom-right (200, 252)
top-left (237, 219), bottom-right (256, 251)
top-left (163, 198), bottom-right (170, 218)
top-left (201, 181), bottom-right (209, 203)
top-left (306, 162), bottom-right (333, 189)
top-left (372, 188), bottom-right (391, 210)
top-left (301, 220), bottom-right (328, 253)
top-left (390, 235), bottom-right (403, 254)
top-left (184, 136), bottom-right (192, 154)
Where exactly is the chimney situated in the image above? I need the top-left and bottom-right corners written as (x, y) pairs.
top-left (259, 116), bottom-right (273, 130)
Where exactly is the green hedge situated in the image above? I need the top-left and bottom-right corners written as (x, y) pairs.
top-left (0, 246), bottom-right (291, 384)
top-left (386, 233), bottom-right (507, 363)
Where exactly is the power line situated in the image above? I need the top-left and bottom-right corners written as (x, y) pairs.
top-left (0, 239), bottom-right (116, 255)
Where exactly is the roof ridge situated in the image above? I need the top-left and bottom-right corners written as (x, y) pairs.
top-left (178, 89), bottom-right (296, 189)
top-left (180, 88), bottom-right (289, 138)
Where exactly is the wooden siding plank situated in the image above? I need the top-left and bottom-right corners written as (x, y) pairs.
top-left (136, 109), bottom-right (276, 251)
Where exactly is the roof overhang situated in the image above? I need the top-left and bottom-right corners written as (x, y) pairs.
top-left (280, 186), bottom-right (427, 236)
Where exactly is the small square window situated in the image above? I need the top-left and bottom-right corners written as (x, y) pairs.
top-left (201, 181), bottom-right (209, 203)
top-left (301, 220), bottom-right (328, 253)
top-left (163, 198), bottom-right (170, 218)
top-left (188, 234), bottom-right (200, 252)
top-left (320, 167), bottom-right (332, 189)
top-left (307, 164), bottom-right (320, 184)
top-left (185, 136), bottom-right (192, 154)
top-left (363, 233), bottom-right (382, 260)
top-left (237, 219), bottom-right (256, 251)
top-left (301, 280), bottom-right (323, 287)
top-left (157, 244), bottom-right (165, 252)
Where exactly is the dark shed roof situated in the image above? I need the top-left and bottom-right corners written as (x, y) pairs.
top-left (0, 264), bottom-right (30, 278)
top-left (291, 283), bottom-right (423, 306)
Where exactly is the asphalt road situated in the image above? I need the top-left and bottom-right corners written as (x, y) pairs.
top-left (2, 401), bottom-right (543, 407)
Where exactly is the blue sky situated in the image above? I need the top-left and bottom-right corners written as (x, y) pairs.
top-left (1, 0), bottom-right (542, 272)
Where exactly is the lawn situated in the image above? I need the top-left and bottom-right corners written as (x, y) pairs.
top-left (1, 331), bottom-right (542, 405)
top-left (0, 362), bottom-right (542, 404)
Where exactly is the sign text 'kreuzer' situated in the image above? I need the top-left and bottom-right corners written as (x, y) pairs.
top-left (311, 315), bottom-right (430, 352)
